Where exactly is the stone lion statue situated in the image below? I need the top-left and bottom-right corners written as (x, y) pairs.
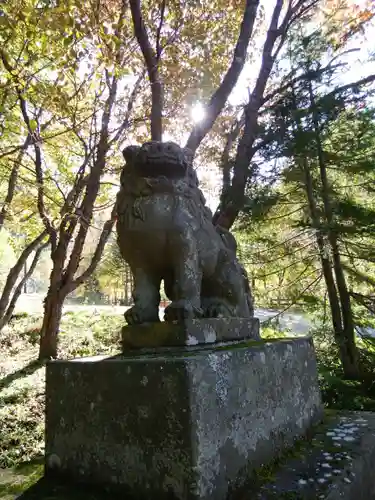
top-left (116, 141), bottom-right (254, 324)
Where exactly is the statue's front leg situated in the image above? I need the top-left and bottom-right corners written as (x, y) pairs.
top-left (125, 267), bottom-right (161, 325)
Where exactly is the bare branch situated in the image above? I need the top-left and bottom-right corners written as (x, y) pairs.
top-left (1, 48), bottom-right (57, 247)
top-left (342, 263), bottom-right (375, 288)
top-left (62, 69), bottom-right (119, 284)
top-left (185, 0), bottom-right (260, 154)
top-left (0, 149), bottom-right (24, 231)
top-left (214, 0), bottom-right (319, 228)
top-left (0, 241), bottom-right (49, 330)
top-left (109, 70), bottom-right (145, 146)
top-left (0, 230), bottom-right (48, 321)
top-left (32, 126), bottom-right (57, 248)
top-left (262, 273), bottom-right (323, 325)
top-left (262, 62), bottom-right (345, 105)
top-left (156, 0), bottom-right (167, 59)
top-left (49, 175), bottom-right (67, 204)
top-left (322, 74), bottom-right (375, 100)
top-left (67, 204), bottom-right (117, 293)
top-left (129, 0), bottom-right (163, 140)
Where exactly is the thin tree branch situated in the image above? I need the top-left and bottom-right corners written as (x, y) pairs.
top-left (322, 74), bottom-right (375, 101)
top-left (342, 263), bottom-right (375, 288)
top-left (262, 273), bottom-right (323, 325)
top-left (0, 230), bottom-right (48, 322)
top-left (109, 70), bottom-right (145, 146)
top-left (156, 0), bottom-right (167, 59)
top-left (63, 21), bottom-right (122, 285)
top-left (214, 0), bottom-right (319, 228)
top-left (0, 149), bottom-right (24, 231)
top-left (129, 0), bottom-right (163, 140)
top-left (1, 48), bottom-right (58, 247)
top-left (262, 62), bottom-right (345, 105)
top-left (0, 241), bottom-right (49, 330)
top-left (185, 0), bottom-right (260, 154)
top-left (67, 204), bottom-right (117, 293)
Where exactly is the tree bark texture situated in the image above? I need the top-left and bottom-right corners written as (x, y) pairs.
top-left (38, 283), bottom-right (65, 360)
top-left (214, 0), bottom-right (319, 229)
top-left (129, 0), bottom-right (163, 141)
top-left (0, 231), bottom-right (47, 330)
top-left (0, 242), bottom-right (48, 331)
top-left (0, 150), bottom-right (24, 231)
top-left (308, 80), bottom-right (360, 379)
top-left (38, 207), bottom-right (117, 360)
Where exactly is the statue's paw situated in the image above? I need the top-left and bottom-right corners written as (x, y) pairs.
top-left (204, 301), bottom-right (234, 318)
top-left (164, 300), bottom-right (203, 322)
top-left (125, 305), bottom-right (159, 325)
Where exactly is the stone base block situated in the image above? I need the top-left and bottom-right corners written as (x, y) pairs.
top-left (122, 317), bottom-right (260, 350)
top-left (45, 337), bottom-right (322, 499)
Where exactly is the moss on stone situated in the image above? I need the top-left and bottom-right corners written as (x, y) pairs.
top-left (0, 461), bottom-right (43, 498)
top-left (205, 336), bottom-right (307, 352)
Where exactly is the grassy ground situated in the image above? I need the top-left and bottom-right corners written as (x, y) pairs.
top-left (0, 311), bottom-right (123, 498)
top-left (1, 315), bottom-right (375, 498)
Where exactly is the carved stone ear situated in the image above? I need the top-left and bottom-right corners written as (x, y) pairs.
top-left (122, 145), bottom-right (141, 164)
top-left (188, 167), bottom-right (199, 187)
top-left (182, 147), bottom-right (194, 166)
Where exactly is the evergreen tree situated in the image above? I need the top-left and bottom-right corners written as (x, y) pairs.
top-left (246, 26), bottom-right (375, 379)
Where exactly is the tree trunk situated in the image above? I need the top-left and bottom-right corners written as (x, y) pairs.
top-left (332, 244), bottom-right (360, 379)
top-left (129, 0), bottom-right (163, 141)
top-left (38, 286), bottom-right (65, 360)
top-left (213, 0), bottom-right (320, 229)
top-left (302, 159), bottom-right (357, 377)
top-left (0, 150), bottom-right (23, 231)
top-left (291, 86), bottom-right (356, 378)
top-left (0, 241), bottom-right (48, 332)
top-left (213, 117), bottom-right (245, 225)
top-left (37, 208), bottom-right (116, 359)
top-left (0, 231), bottom-right (47, 325)
top-left (214, 1), bottom-right (285, 228)
top-left (308, 80), bottom-right (360, 379)
top-left (300, 154), bottom-right (345, 348)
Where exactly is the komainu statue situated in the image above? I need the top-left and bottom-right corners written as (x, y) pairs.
top-left (116, 141), bottom-right (254, 325)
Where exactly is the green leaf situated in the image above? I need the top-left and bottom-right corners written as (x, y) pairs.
top-left (29, 120), bottom-right (37, 131)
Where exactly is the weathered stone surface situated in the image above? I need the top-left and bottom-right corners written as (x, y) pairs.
top-left (249, 410), bottom-right (375, 499)
top-left (122, 317), bottom-right (260, 350)
top-left (45, 337), bottom-right (322, 500)
top-left (116, 141), bottom-right (254, 325)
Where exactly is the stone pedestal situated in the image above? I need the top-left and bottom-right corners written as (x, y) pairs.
top-left (45, 328), bottom-right (322, 500)
top-left (122, 317), bottom-right (260, 349)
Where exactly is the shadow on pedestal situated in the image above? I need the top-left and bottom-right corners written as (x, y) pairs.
top-left (17, 475), bottom-right (176, 499)
top-left (16, 477), bottom-right (117, 499)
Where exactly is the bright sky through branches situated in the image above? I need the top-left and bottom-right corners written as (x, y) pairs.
top-left (182, 0), bottom-right (375, 145)
top-left (190, 102), bottom-right (206, 123)
top-left (184, 0), bottom-right (375, 211)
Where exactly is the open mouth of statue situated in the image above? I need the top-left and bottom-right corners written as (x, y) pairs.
top-left (144, 154), bottom-right (182, 165)
top-left (136, 158), bottom-right (187, 178)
